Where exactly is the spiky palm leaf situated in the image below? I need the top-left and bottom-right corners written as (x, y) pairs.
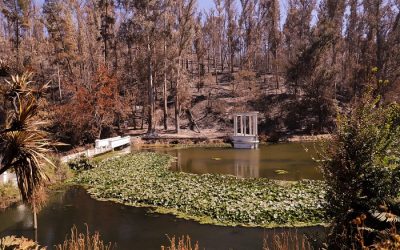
top-left (370, 210), bottom-right (400, 223)
top-left (6, 97), bottom-right (45, 132)
top-left (3, 72), bottom-right (35, 98)
top-left (2, 72), bottom-right (50, 107)
top-left (0, 100), bottom-right (53, 201)
top-left (0, 72), bottom-right (54, 202)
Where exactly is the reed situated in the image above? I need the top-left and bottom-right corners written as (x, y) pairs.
top-left (161, 235), bottom-right (199, 250)
top-left (55, 225), bottom-right (115, 250)
top-left (263, 231), bottom-right (312, 250)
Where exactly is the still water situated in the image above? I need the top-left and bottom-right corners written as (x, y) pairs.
top-left (143, 143), bottom-right (321, 180)
top-left (0, 143), bottom-right (325, 249)
top-left (0, 187), bottom-right (325, 249)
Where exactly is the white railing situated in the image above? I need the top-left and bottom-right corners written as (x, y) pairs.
top-left (109, 136), bottom-right (130, 148)
top-left (61, 136), bottom-right (131, 163)
top-left (95, 136), bottom-right (121, 148)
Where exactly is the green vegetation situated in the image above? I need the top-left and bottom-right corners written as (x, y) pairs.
top-left (0, 183), bottom-right (19, 209)
top-left (320, 91), bottom-right (400, 248)
top-left (67, 156), bottom-right (94, 172)
top-left (74, 152), bottom-right (326, 227)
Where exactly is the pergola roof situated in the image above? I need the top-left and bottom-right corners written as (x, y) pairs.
top-left (233, 112), bottom-right (259, 116)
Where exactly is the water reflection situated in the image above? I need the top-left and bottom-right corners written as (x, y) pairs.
top-left (138, 143), bottom-right (321, 180)
top-left (233, 149), bottom-right (260, 178)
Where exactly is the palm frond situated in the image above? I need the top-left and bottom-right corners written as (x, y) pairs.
top-left (0, 72), bottom-right (55, 202)
top-left (370, 210), bottom-right (400, 223)
top-left (3, 72), bottom-right (35, 98)
top-left (1, 130), bottom-right (52, 201)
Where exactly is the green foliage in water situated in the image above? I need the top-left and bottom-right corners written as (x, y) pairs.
top-left (320, 93), bottom-right (400, 248)
top-left (74, 152), bottom-right (326, 227)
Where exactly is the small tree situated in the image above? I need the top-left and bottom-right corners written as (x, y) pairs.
top-left (54, 65), bottom-right (119, 145)
top-left (0, 72), bottom-right (53, 229)
top-left (320, 86), bottom-right (400, 248)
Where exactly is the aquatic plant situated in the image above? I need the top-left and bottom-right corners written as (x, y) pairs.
top-left (75, 152), bottom-right (326, 227)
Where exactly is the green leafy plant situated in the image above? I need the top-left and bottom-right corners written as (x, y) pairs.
top-left (0, 183), bottom-right (19, 209)
top-left (68, 156), bottom-right (93, 172)
top-left (319, 89), bottom-right (400, 248)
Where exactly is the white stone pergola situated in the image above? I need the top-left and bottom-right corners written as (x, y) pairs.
top-left (232, 112), bottom-right (259, 149)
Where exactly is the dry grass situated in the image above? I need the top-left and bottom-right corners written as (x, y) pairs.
top-left (55, 225), bottom-right (115, 250)
top-left (0, 235), bottom-right (44, 249)
top-left (161, 235), bottom-right (199, 250)
top-left (263, 232), bottom-right (312, 250)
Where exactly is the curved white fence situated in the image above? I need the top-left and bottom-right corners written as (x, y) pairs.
top-left (61, 136), bottom-right (130, 163)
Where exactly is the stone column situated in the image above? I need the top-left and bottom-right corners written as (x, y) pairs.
top-left (240, 116), bottom-right (243, 135)
top-left (254, 114), bottom-right (258, 135)
top-left (234, 115), bottom-right (237, 136)
top-left (250, 116), bottom-right (252, 135)
top-left (243, 115), bottom-right (247, 135)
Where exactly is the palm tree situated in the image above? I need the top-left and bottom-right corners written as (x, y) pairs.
top-left (0, 72), bottom-right (53, 229)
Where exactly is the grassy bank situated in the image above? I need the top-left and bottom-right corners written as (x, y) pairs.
top-left (74, 152), bottom-right (327, 227)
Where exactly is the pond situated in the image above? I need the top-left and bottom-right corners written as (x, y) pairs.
top-left (0, 143), bottom-right (325, 249)
top-left (141, 143), bottom-right (322, 181)
top-left (0, 186), bottom-right (326, 249)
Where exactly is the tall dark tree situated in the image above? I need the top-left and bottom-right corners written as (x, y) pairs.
top-left (1, 0), bottom-right (31, 68)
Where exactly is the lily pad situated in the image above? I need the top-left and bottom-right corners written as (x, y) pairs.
top-left (275, 170), bottom-right (289, 175)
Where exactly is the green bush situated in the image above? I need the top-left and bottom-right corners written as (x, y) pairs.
top-left (67, 156), bottom-right (93, 172)
top-left (320, 91), bottom-right (400, 249)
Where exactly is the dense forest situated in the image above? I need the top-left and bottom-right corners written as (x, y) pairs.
top-left (0, 0), bottom-right (399, 146)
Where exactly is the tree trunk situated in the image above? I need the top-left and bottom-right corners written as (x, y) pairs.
top-left (57, 65), bottom-right (62, 100)
top-left (175, 56), bottom-right (181, 134)
top-left (147, 41), bottom-right (155, 134)
top-left (163, 40), bottom-right (168, 130)
top-left (213, 47), bottom-right (218, 84)
top-left (207, 49), bottom-right (210, 73)
top-left (33, 204), bottom-right (37, 230)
